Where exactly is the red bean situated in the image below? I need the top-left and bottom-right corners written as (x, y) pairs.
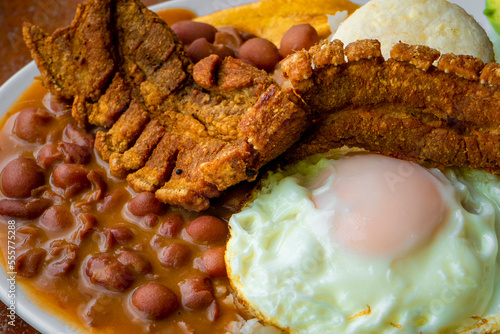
top-left (46, 97), bottom-right (65, 114)
top-left (238, 38), bottom-right (282, 72)
top-left (1, 157), bottom-right (45, 198)
top-left (187, 38), bottom-right (214, 63)
top-left (40, 205), bottom-right (74, 231)
top-left (63, 123), bottom-right (94, 149)
top-left (0, 198), bottom-right (51, 219)
top-left (132, 283), bottom-right (178, 320)
top-left (37, 144), bottom-right (63, 169)
top-left (128, 192), bottom-right (164, 217)
top-left (211, 43), bottom-right (235, 60)
top-left (143, 214), bottom-right (159, 228)
top-left (97, 189), bottom-right (129, 213)
top-left (16, 248), bottom-right (46, 278)
top-left (74, 213), bottom-right (97, 243)
top-left (171, 21), bottom-right (217, 45)
top-left (149, 234), bottom-right (163, 249)
top-left (159, 243), bottom-right (191, 268)
top-left (104, 225), bottom-right (134, 251)
top-left (46, 240), bottom-right (78, 276)
top-left (239, 30), bottom-right (257, 41)
top-left (185, 216), bottom-right (228, 244)
top-left (58, 141), bottom-right (91, 164)
top-left (201, 246), bottom-right (227, 277)
top-left (13, 107), bottom-right (53, 143)
top-left (82, 170), bottom-right (107, 203)
top-left (158, 214), bottom-right (183, 237)
top-left (179, 275), bottom-right (214, 310)
top-left (109, 226), bottom-right (134, 243)
top-left (52, 163), bottom-right (91, 197)
top-left (187, 38), bottom-right (234, 63)
top-left (117, 251), bottom-right (152, 275)
top-left (215, 26), bottom-right (244, 52)
top-left (280, 24), bottom-right (320, 58)
top-left (86, 254), bottom-right (135, 292)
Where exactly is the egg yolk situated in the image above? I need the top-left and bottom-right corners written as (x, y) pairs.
top-left (312, 154), bottom-right (447, 258)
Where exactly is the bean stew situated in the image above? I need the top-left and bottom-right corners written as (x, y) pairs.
top-left (0, 7), bottom-right (322, 333)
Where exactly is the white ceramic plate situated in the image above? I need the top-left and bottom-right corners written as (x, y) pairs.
top-left (0, 1), bottom-right (497, 333)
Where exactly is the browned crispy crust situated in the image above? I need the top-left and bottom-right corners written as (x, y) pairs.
top-left (23, 0), bottom-right (307, 211)
top-left (22, 0), bottom-right (115, 112)
top-left (24, 0), bottom-right (500, 209)
top-left (282, 40), bottom-right (500, 173)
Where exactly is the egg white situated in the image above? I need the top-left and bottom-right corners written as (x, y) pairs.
top-left (226, 153), bottom-right (500, 333)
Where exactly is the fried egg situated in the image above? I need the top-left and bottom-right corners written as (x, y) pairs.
top-left (226, 151), bottom-right (500, 333)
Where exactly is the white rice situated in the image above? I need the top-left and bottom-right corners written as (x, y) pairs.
top-left (331, 0), bottom-right (494, 63)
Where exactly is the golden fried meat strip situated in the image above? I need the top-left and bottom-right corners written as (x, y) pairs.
top-left (282, 40), bottom-right (500, 173)
top-left (24, 0), bottom-right (308, 211)
top-left (286, 104), bottom-right (500, 173)
top-left (23, 0), bottom-right (115, 125)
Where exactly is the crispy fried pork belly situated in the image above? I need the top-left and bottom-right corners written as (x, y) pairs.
top-left (23, 0), bottom-right (307, 211)
top-left (282, 39), bottom-right (500, 174)
top-left (120, 55), bottom-right (306, 211)
top-left (23, 0), bottom-right (115, 112)
top-left (290, 104), bottom-right (500, 172)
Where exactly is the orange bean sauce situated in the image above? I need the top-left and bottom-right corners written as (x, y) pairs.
top-left (0, 61), bottom-right (250, 334)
